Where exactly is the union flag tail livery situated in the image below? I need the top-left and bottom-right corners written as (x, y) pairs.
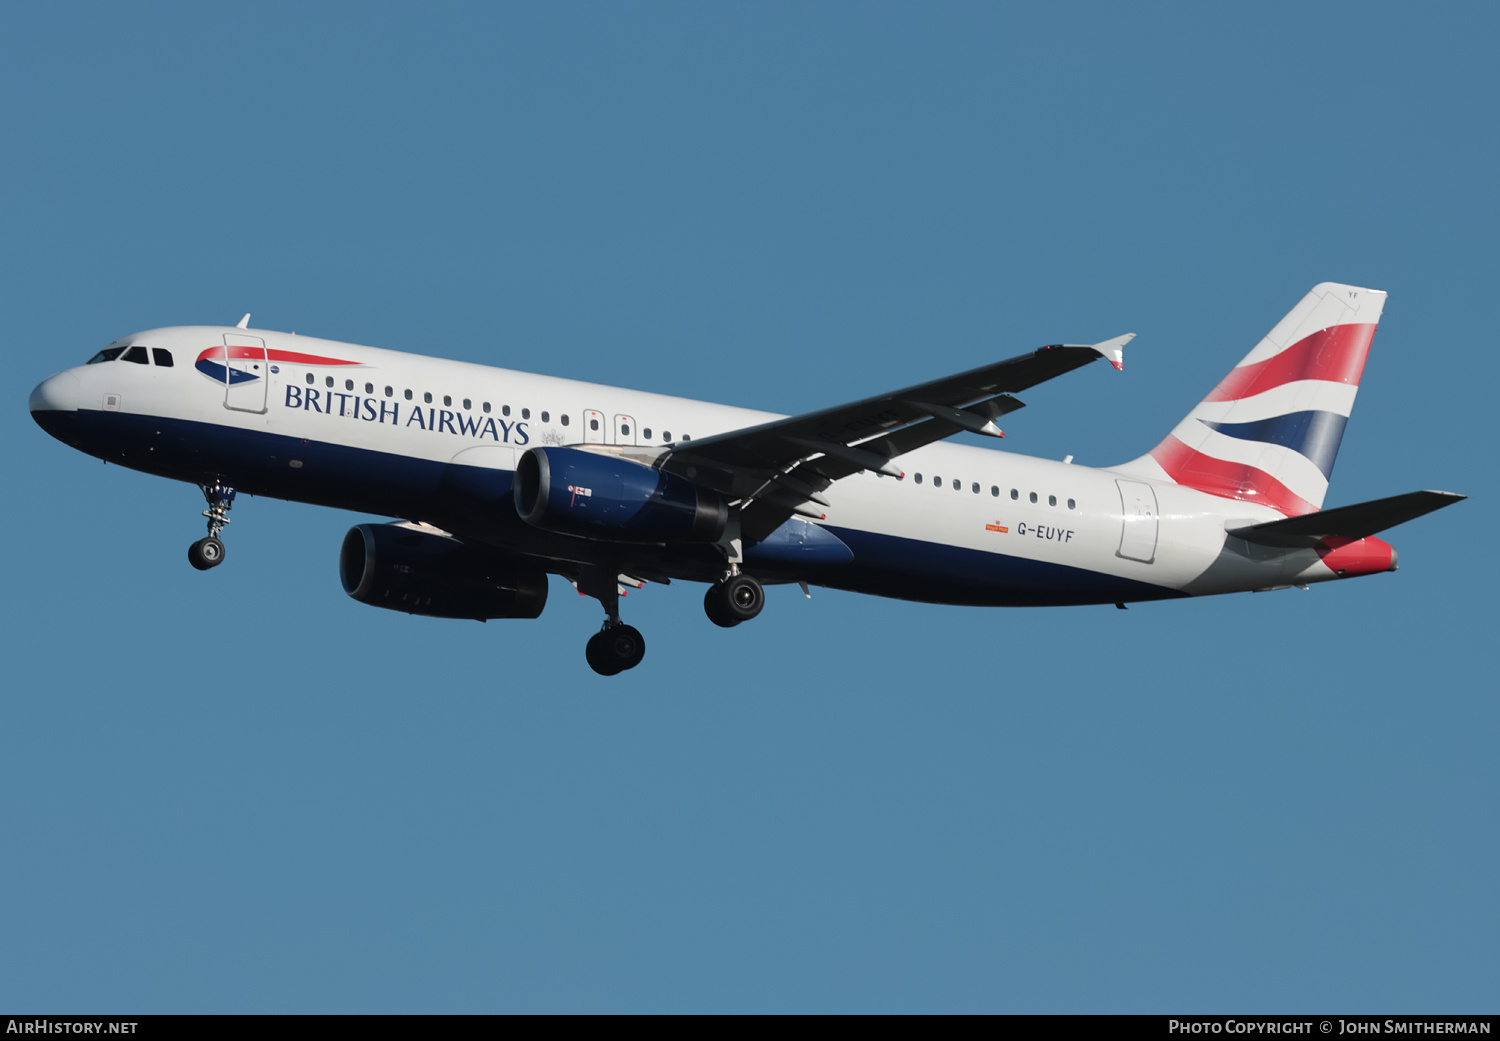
top-left (28, 282), bottom-right (1463, 675)
top-left (1120, 282), bottom-right (1383, 516)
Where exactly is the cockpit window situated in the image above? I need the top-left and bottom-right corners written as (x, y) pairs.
top-left (152, 348), bottom-right (174, 367)
top-left (122, 346), bottom-right (149, 365)
top-left (87, 346), bottom-right (125, 364)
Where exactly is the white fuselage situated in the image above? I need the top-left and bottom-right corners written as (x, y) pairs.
top-left (29, 324), bottom-right (1354, 608)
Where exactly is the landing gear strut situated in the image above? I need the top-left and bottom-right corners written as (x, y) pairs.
top-left (188, 481), bottom-right (236, 571)
top-left (704, 571), bottom-right (764, 628)
top-left (576, 567), bottom-right (646, 676)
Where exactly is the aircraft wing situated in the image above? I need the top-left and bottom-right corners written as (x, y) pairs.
top-left (660, 336), bottom-right (1130, 539)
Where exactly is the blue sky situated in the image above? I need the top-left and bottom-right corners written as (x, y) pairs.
top-left (2, 2), bottom-right (1494, 1012)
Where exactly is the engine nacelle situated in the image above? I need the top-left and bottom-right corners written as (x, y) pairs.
top-left (339, 523), bottom-right (549, 620)
top-left (514, 446), bottom-right (727, 543)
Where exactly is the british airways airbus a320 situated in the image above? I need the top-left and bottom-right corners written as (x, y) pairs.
top-left (29, 282), bottom-right (1462, 675)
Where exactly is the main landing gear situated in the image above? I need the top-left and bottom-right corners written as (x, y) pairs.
top-left (577, 569), bottom-right (768, 674)
top-left (703, 571), bottom-right (764, 628)
top-left (576, 568), bottom-right (647, 676)
top-left (575, 568), bottom-right (768, 675)
top-left (188, 481), bottom-right (236, 571)
top-left (586, 624), bottom-right (646, 677)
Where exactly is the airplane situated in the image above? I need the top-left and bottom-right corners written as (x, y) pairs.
top-left (28, 282), bottom-right (1463, 675)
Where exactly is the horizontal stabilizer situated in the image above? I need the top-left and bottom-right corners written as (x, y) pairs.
top-left (1228, 490), bottom-right (1465, 546)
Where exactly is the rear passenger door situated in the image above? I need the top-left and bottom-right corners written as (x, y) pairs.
top-left (1115, 480), bottom-right (1159, 563)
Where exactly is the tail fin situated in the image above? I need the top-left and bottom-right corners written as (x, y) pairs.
top-left (1116, 282), bottom-right (1386, 516)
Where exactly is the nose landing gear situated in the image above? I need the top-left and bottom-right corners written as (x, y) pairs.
top-left (188, 482), bottom-right (236, 571)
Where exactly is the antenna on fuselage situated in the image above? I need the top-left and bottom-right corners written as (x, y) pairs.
top-left (236, 313), bottom-right (251, 329)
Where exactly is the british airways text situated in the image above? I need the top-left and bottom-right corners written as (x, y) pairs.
top-left (283, 386), bottom-right (530, 445)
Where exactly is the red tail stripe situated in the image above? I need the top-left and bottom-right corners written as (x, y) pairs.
top-left (1204, 324), bottom-right (1375, 403)
top-left (1150, 435), bottom-right (1318, 517)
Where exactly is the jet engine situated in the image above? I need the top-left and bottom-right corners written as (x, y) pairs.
top-left (513, 446), bottom-right (727, 543)
top-left (339, 523), bottom-right (549, 620)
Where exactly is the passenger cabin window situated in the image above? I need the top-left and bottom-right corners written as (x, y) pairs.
top-left (152, 349), bottom-right (173, 367)
top-left (443, 395), bottom-right (452, 406)
top-left (561, 415), bottom-right (569, 426)
top-left (345, 379), bottom-right (354, 391)
top-left (521, 408), bottom-right (530, 419)
top-left (123, 346), bottom-right (149, 364)
top-left (87, 347), bottom-right (125, 364)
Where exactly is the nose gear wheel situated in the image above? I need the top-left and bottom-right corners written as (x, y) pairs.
top-left (188, 536), bottom-right (226, 570)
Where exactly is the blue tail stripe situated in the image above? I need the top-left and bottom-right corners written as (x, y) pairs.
top-left (1200, 410), bottom-right (1349, 479)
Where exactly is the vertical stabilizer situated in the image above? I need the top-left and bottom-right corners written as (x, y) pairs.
top-left (1115, 282), bottom-right (1385, 515)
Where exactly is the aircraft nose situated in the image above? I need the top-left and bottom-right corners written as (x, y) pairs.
top-left (29, 371), bottom-right (81, 415)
